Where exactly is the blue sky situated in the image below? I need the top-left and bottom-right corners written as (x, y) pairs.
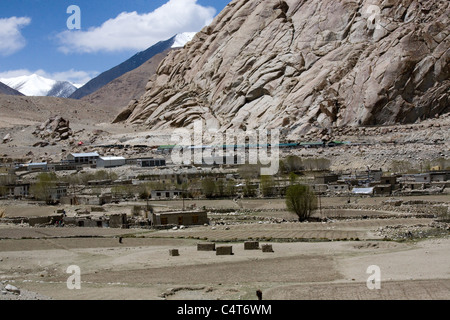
top-left (0, 0), bottom-right (230, 85)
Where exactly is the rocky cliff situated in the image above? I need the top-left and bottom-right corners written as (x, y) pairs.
top-left (114, 0), bottom-right (449, 139)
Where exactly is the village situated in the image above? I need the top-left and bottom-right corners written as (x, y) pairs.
top-left (0, 141), bottom-right (449, 231)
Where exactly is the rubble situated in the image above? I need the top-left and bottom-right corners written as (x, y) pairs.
top-left (376, 221), bottom-right (450, 241)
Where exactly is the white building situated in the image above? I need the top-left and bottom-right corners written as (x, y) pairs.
top-left (27, 162), bottom-right (48, 172)
top-left (96, 156), bottom-right (126, 168)
top-left (67, 152), bottom-right (99, 165)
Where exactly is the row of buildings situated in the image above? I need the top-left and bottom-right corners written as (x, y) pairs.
top-left (311, 170), bottom-right (450, 196)
top-left (17, 152), bottom-right (167, 172)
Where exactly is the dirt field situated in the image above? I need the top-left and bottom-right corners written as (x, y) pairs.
top-left (0, 199), bottom-right (449, 300)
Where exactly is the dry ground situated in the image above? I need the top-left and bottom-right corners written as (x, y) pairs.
top-left (1, 194), bottom-right (449, 300)
top-left (0, 197), bottom-right (449, 300)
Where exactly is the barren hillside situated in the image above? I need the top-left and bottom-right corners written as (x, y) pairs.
top-left (82, 49), bottom-right (175, 115)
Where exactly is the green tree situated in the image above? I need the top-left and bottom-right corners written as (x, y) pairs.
top-left (226, 180), bottom-right (236, 198)
top-left (243, 179), bottom-right (257, 198)
top-left (283, 155), bottom-right (303, 173)
top-left (202, 177), bottom-right (216, 198)
top-left (216, 179), bottom-right (225, 198)
top-left (0, 186), bottom-right (7, 198)
top-left (260, 175), bottom-right (275, 197)
top-left (30, 172), bottom-right (58, 204)
top-left (138, 182), bottom-right (152, 200)
top-left (289, 172), bottom-right (298, 185)
top-left (285, 184), bottom-right (318, 222)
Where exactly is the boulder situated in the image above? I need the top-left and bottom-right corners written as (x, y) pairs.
top-left (5, 284), bottom-right (20, 295)
top-left (2, 133), bottom-right (11, 143)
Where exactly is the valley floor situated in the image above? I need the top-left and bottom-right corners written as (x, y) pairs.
top-left (0, 195), bottom-right (449, 300)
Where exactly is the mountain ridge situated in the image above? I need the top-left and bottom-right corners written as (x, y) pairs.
top-left (69, 33), bottom-right (196, 100)
top-left (0, 81), bottom-right (24, 96)
top-left (82, 48), bottom-right (177, 116)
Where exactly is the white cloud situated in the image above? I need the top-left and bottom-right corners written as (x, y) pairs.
top-left (0, 69), bottom-right (98, 86)
top-left (0, 17), bottom-right (31, 56)
top-left (56, 0), bottom-right (216, 53)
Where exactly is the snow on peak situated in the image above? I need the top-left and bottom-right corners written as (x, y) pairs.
top-left (0, 74), bottom-right (57, 96)
top-left (0, 74), bottom-right (78, 97)
top-left (172, 32), bottom-right (197, 48)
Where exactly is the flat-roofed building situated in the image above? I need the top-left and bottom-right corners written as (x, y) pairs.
top-left (27, 162), bottom-right (48, 172)
top-left (151, 190), bottom-right (183, 200)
top-left (97, 156), bottom-right (126, 168)
top-left (137, 158), bottom-right (166, 168)
top-left (67, 152), bottom-right (99, 165)
top-left (150, 210), bottom-right (208, 227)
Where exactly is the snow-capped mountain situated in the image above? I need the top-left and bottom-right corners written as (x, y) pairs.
top-left (171, 32), bottom-right (196, 48)
top-left (46, 81), bottom-right (79, 98)
top-left (0, 74), bottom-right (78, 98)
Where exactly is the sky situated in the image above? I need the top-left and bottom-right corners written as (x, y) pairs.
top-left (0, 0), bottom-right (231, 86)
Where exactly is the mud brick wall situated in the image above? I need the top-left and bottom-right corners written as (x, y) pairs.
top-left (244, 241), bottom-right (259, 250)
top-left (216, 246), bottom-right (233, 255)
top-left (262, 244), bottom-right (274, 253)
top-left (197, 243), bottom-right (216, 251)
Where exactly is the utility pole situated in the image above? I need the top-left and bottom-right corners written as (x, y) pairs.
top-left (318, 190), bottom-right (323, 220)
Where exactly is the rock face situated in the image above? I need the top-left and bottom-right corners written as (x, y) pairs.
top-left (115, 0), bottom-right (449, 139)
